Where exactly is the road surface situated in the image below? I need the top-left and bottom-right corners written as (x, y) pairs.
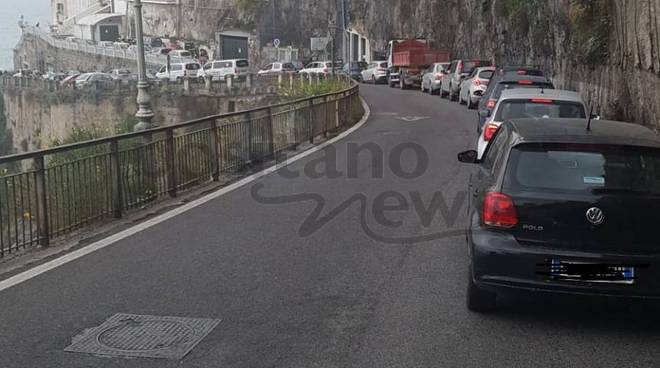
top-left (1, 84), bottom-right (659, 368)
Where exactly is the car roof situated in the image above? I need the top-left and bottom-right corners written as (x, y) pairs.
top-left (494, 74), bottom-right (550, 83)
top-left (499, 88), bottom-right (583, 102)
top-left (506, 119), bottom-right (660, 148)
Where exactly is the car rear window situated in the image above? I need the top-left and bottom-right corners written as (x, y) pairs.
top-left (185, 63), bottom-right (200, 70)
top-left (478, 70), bottom-right (494, 79)
top-left (214, 62), bottom-right (232, 68)
top-left (379, 62), bottom-right (388, 68)
top-left (493, 82), bottom-right (554, 99)
top-left (236, 60), bottom-right (249, 67)
top-left (171, 65), bottom-right (183, 71)
top-left (495, 99), bottom-right (586, 121)
top-left (463, 60), bottom-right (492, 74)
top-left (504, 144), bottom-right (660, 195)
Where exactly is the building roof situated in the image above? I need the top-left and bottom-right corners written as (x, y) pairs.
top-left (76, 13), bottom-right (123, 26)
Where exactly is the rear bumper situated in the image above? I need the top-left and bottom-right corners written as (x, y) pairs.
top-left (470, 228), bottom-right (660, 298)
top-left (430, 81), bottom-right (442, 89)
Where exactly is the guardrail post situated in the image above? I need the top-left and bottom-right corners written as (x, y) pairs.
top-left (267, 107), bottom-right (275, 159)
top-left (34, 155), bottom-right (49, 247)
top-left (323, 96), bottom-right (329, 137)
top-left (183, 76), bottom-right (190, 92)
top-left (336, 96), bottom-right (341, 128)
top-left (277, 73), bottom-right (283, 88)
top-left (110, 140), bottom-right (123, 219)
top-left (205, 76), bottom-right (212, 90)
top-left (165, 128), bottom-right (177, 198)
top-left (246, 73), bottom-right (253, 89)
top-left (245, 111), bottom-right (253, 163)
top-left (211, 120), bottom-right (221, 181)
top-left (309, 99), bottom-right (315, 144)
top-left (227, 75), bottom-right (233, 90)
top-left (289, 73), bottom-right (294, 89)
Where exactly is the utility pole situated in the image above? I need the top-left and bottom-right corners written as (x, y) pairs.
top-left (132, 0), bottom-right (154, 132)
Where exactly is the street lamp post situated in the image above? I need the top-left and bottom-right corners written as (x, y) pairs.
top-left (132, 0), bottom-right (155, 132)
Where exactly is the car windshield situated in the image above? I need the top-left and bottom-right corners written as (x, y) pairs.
top-left (236, 60), bottom-right (249, 67)
top-left (495, 99), bottom-right (586, 120)
top-left (505, 144), bottom-right (660, 195)
top-left (493, 82), bottom-right (554, 99)
top-left (478, 70), bottom-right (494, 79)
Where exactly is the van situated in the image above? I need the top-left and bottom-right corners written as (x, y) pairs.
top-left (155, 62), bottom-right (201, 82)
top-left (198, 59), bottom-right (250, 81)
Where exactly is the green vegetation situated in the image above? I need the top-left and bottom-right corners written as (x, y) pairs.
top-left (277, 78), bottom-right (350, 101)
top-left (496, 0), bottom-right (530, 34)
top-left (567, 0), bottom-right (609, 64)
top-left (234, 0), bottom-right (269, 28)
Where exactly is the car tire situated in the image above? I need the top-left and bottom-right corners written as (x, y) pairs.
top-left (372, 75), bottom-right (377, 85)
top-left (467, 97), bottom-right (475, 109)
top-left (466, 267), bottom-right (497, 312)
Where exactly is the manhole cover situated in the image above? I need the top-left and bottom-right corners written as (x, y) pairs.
top-left (65, 314), bottom-right (221, 360)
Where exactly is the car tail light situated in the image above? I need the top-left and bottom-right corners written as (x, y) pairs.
top-left (530, 98), bottom-right (553, 104)
top-left (516, 70), bottom-right (527, 75)
top-left (486, 99), bottom-right (496, 109)
top-left (483, 123), bottom-right (500, 142)
top-left (435, 73), bottom-right (443, 80)
top-left (483, 192), bottom-right (518, 228)
top-left (235, 68), bottom-right (238, 74)
top-left (518, 80), bottom-right (533, 85)
top-left (473, 79), bottom-right (481, 86)
top-left (457, 61), bottom-right (463, 74)
top-left (324, 68), bottom-right (329, 73)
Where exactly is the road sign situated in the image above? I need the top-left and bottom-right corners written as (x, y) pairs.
top-left (273, 38), bottom-right (281, 48)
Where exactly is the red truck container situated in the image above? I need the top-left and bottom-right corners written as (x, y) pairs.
top-left (387, 39), bottom-right (450, 89)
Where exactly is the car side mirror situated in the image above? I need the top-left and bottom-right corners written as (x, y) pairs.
top-left (479, 110), bottom-right (491, 118)
top-left (590, 114), bottom-right (601, 120)
top-left (460, 75), bottom-right (466, 80)
top-left (457, 150), bottom-right (479, 164)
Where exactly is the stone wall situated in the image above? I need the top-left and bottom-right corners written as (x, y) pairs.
top-left (0, 74), bottom-right (288, 154)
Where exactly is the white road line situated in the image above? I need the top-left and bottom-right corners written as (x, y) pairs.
top-left (0, 97), bottom-right (372, 293)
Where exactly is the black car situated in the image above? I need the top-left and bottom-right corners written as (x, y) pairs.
top-left (477, 73), bottom-right (554, 133)
top-left (342, 61), bottom-right (368, 81)
top-left (458, 118), bottom-right (660, 312)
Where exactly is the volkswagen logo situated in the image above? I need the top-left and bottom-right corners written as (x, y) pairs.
top-left (586, 207), bottom-right (605, 226)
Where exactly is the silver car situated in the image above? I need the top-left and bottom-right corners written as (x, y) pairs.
top-left (361, 61), bottom-right (389, 84)
top-left (421, 62), bottom-right (450, 95)
top-left (459, 66), bottom-right (496, 109)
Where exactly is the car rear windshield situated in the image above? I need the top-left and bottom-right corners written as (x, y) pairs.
top-left (493, 82), bottom-right (554, 99)
top-left (494, 99), bottom-right (586, 121)
top-left (478, 70), bottom-right (494, 79)
top-left (236, 60), bottom-right (249, 67)
top-left (463, 60), bottom-right (492, 74)
top-left (379, 62), bottom-right (388, 68)
top-left (214, 62), bottom-right (232, 68)
top-left (504, 144), bottom-right (660, 195)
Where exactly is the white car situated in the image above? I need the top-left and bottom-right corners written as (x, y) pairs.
top-left (168, 49), bottom-right (193, 59)
top-left (298, 61), bottom-right (339, 75)
top-left (459, 66), bottom-right (495, 108)
top-left (198, 59), bottom-right (250, 81)
top-left (361, 60), bottom-right (389, 84)
top-left (257, 62), bottom-right (295, 75)
top-left (477, 89), bottom-right (589, 159)
top-left (155, 61), bottom-right (201, 82)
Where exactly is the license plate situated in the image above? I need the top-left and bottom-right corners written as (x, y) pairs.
top-left (549, 259), bottom-right (635, 284)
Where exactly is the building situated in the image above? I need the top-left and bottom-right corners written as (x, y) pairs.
top-left (51, 0), bottom-right (127, 40)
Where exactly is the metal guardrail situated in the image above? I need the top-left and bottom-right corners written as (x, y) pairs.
top-left (21, 26), bottom-right (168, 67)
top-left (0, 76), bottom-right (361, 257)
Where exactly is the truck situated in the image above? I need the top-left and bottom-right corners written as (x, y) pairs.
top-left (386, 39), bottom-right (451, 89)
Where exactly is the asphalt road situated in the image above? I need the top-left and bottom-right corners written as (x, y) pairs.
top-left (1, 84), bottom-right (660, 368)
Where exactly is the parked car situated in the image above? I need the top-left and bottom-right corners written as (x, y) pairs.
top-left (459, 66), bottom-right (496, 108)
top-left (360, 60), bottom-right (389, 84)
top-left (75, 72), bottom-right (113, 88)
top-left (155, 62), bottom-right (201, 82)
top-left (257, 62), bottom-right (296, 75)
top-left (61, 73), bottom-right (81, 87)
top-left (477, 73), bottom-right (555, 133)
top-left (458, 118), bottom-right (660, 312)
top-left (168, 49), bottom-right (193, 60)
top-left (113, 42), bottom-right (130, 50)
top-left (41, 72), bottom-right (66, 81)
top-left (98, 41), bottom-right (114, 48)
top-left (110, 69), bottom-right (133, 81)
top-left (476, 89), bottom-right (588, 159)
top-left (291, 60), bottom-right (304, 72)
top-left (197, 59), bottom-right (249, 81)
top-left (440, 59), bottom-right (493, 100)
top-left (298, 61), bottom-right (340, 75)
top-left (421, 62), bottom-right (450, 95)
top-left (341, 61), bottom-right (368, 81)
